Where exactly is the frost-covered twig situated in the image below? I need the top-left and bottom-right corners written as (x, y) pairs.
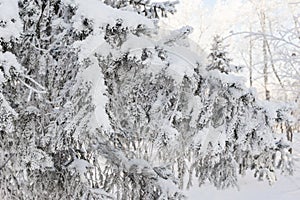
top-left (223, 31), bottom-right (300, 49)
top-left (18, 78), bottom-right (46, 94)
top-left (0, 154), bottom-right (14, 170)
top-left (21, 74), bottom-right (46, 90)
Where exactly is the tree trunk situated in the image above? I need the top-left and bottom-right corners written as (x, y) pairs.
top-left (249, 24), bottom-right (253, 87)
top-left (261, 11), bottom-right (270, 100)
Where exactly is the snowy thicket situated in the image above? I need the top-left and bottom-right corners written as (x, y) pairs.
top-left (0, 0), bottom-right (294, 199)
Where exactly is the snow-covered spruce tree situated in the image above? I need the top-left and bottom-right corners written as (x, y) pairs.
top-left (0, 0), bottom-right (182, 199)
top-left (97, 5), bottom-right (293, 193)
top-left (98, 14), bottom-right (293, 192)
top-left (207, 35), bottom-right (236, 74)
top-left (0, 0), bottom-right (293, 199)
top-left (99, 35), bottom-right (293, 191)
top-left (0, 0), bottom-right (106, 199)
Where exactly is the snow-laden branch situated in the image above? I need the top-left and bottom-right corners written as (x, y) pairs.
top-left (223, 31), bottom-right (300, 49)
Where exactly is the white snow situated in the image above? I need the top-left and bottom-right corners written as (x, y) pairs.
top-left (186, 133), bottom-right (300, 200)
top-left (0, 0), bottom-right (22, 40)
top-left (0, 52), bottom-right (23, 78)
top-left (68, 158), bottom-right (91, 182)
top-left (164, 45), bottom-right (200, 83)
top-left (73, 34), bottom-right (106, 61)
top-left (0, 52), bottom-right (22, 117)
top-left (69, 0), bottom-right (155, 30)
top-left (82, 55), bottom-right (112, 132)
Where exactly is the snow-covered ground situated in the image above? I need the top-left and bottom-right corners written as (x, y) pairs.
top-left (186, 133), bottom-right (300, 200)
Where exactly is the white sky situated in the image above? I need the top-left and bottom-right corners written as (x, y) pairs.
top-left (202, 0), bottom-right (217, 8)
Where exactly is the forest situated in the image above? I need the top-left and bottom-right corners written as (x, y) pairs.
top-left (0, 0), bottom-right (299, 199)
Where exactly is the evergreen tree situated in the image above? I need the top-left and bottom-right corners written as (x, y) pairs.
top-left (207, 35), bottom-right (234, 74)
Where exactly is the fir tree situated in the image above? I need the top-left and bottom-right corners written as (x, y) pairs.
top-left (207, 35), bottom-right (233, 74)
